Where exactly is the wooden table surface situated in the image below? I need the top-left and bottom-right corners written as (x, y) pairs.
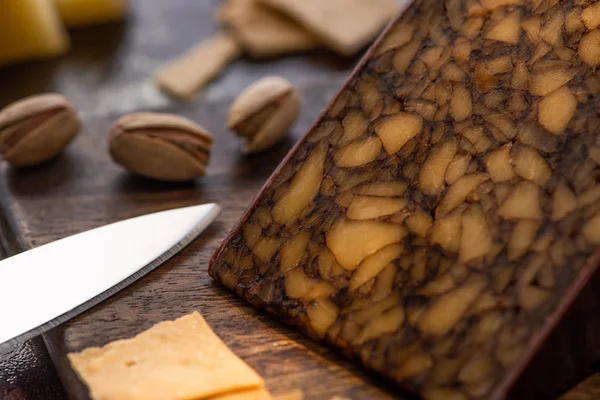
top-left (0, 1), bottom-right (597, 399)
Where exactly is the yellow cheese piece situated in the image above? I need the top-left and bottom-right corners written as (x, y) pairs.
top-left (55, 0), bottom-right (129, 27)
top-left (68, 312), bottom-right (265, 400)
top-left (0, 0), bottom-right (70, 66)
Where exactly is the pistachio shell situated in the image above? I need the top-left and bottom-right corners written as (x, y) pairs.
top-left (113, 112), bottom-right (213, 145)
top-left (0, 93), bottom-right (79, 166)
top-left (109, 112), bottom-right (212, 181)
top-left (245, 91), bottom-right (300, 153)
top-left (227, 76), bottom-right (300, 153)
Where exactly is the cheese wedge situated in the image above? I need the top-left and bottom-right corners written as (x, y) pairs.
top-left (54, 0), bottom-right (129, 27)
top-left (0, 0), bottom-right (70, 66)
top-left (210, 0), bottom-right (600, 398)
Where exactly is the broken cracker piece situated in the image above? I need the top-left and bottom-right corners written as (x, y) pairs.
top-left (154, 33), bottom-right (241, 100)
top-left (217, 0), bottom-right (320, 58)
top-left (68, 312), bottom-right (264, 400)
top-left (259, 0), bottom-right (399, 56)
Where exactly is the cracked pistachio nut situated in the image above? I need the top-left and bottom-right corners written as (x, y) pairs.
top-left (109, 112), bottom-right (213, 181)
top-left (0, 93), bottom-right (80, 166)
top-left (227, 76), bottom-right (300, 153)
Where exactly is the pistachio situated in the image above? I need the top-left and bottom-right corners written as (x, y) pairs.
top-left (227, 76), bottom-right (300, 153)
top-left (109, 112), bottom-right (213, 181)
top-left (0, 93), bottom-right (80, 166)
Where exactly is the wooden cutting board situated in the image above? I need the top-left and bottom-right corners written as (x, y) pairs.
top-left (0, 2), bottom-right (413, 398)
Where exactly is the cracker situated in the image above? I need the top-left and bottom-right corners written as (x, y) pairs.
top-left (68, 312), bottom-right (264, 400)
top-left (259, 0), bottom-right (399, 56)
top-left (217, 0), bottom-right (320, 58)
top-left (154, 33), bottom-right (241, 100)
top-left (210, 388), bottom-right (273, 400)
top-left (210, 388), bottom-right (303, 400)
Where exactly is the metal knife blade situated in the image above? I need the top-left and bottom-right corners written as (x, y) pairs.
top-left (0, 203), bottom-right (221, 352)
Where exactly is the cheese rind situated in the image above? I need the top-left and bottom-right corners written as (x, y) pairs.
top-left (0, 0), bottom-right (70, 66)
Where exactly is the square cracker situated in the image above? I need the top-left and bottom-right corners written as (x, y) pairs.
top-left (259, 0), bottom-right (399, 56)
top-left (217, 0), bottom-right (320, 58)
top-left (68, 311), bottom-right (264, 400)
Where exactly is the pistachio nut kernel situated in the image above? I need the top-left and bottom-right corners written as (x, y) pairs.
top-left (0, 93), bottom-right (80, 166)
top-left (109, 112), bottom-right (213, 181)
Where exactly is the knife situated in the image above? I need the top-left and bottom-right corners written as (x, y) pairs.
top-left (0, 203), bottom-right (221, 352)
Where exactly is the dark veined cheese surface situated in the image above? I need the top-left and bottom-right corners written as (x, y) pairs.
top-left (210, 0), bottom-right (600, 398)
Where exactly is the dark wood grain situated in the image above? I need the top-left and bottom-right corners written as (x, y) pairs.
top-left (0, 1), bottom-right (597, 399)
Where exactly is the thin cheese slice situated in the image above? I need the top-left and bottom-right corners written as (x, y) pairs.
top-left (154, 33), bottom-right (241, 100)
top-left (68, 312), bottom-right (264, 400)
top-left (259, 0), bottom-right (398, 56)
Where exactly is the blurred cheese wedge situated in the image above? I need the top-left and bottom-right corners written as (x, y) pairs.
top-left (0, 0), bottom-right (70, 66)
top-left (55, 0), bottom-right (129, 27)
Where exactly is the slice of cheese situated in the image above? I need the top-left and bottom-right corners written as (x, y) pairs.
top-left (68, 312), bottom-right (264, 400)
top-left (55, 0), bottom-right (129, 27)
top-left (0, 0), bottom-right (70, 66)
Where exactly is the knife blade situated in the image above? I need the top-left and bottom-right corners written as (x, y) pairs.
top-left (0, 203), bottom-right (221, 352)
